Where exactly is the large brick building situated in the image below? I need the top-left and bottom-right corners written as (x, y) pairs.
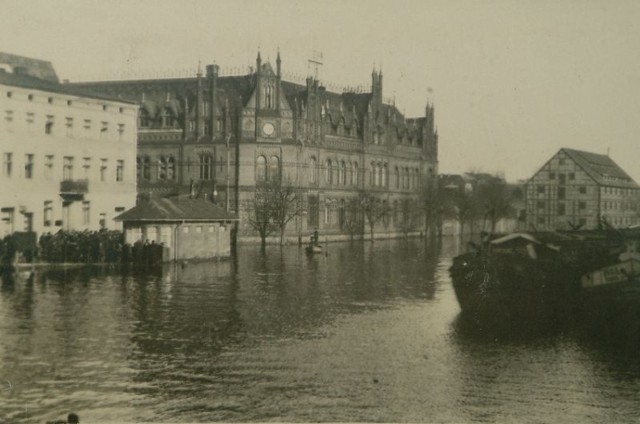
top-left (0, 53), bottom-right (138, 238)
top-left (525, 148), bottom-right (640, 231)
top-left (73, 52), bottom-right (439, 241)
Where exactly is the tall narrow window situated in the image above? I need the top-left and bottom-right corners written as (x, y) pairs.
top-left (99, 213), bottom-right (106, 229)
top-left (100, 121), bottom-right (108, 138)
top-left (45, 115), bottom-right (54, 134)
top-left (43, 201), bottom-right (53, 227)
top-left (24, 154), bottom-right (33, 179)
top-left (269, 156), bottom-right (280, 182)
top-left (63, 156), bottom-right (74, 180)
top-left (158, 156), bottom-right (167, 180)
top-left (4, 110), bottom-right (13, 131)
top-left (339, 161), bottom-right (346, 185)
top-left (45, 155), bottom-right (54, 179)
top-left (83, 119), bottom-right (92, 137)
top-left (325, 159), bottom-right (332, 184)
top-left (82, 201), bottom-right (91, 225)
top-left (256, 155), bottom-right (267, 182)
top-left (83, 157), bottom-right (91, 179)
top-left (309, 157), bottom-right (317, 183)
top-left (371, 162), bottom-right (377, 186)
top-left (117, 123), bottom-right (125, 140)
top-left (65, 117), bottom-right (73, 137)
top-left (353, 162), bottom-right (359, 186)
top-left (100, 159), bottom-right (107, 182)
top-left (199, 154), bottom-right (213, 180)
top-left (26, 113), bottom-right (35, 132)
top-left (138, 109), bottom-right (149, 128)
top-left (116, 160), bottom-right (124, 182)
top-left (166, 157), bottom-right (175, 181)
top-left (3, 153), bottom-right (13, 177)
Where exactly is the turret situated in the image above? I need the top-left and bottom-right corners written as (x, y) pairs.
top-left (206, 64), bottom-right (219, 138)
top-left (276, 50), bottom-right (281, 111)
top-left (195, 64), bottom-right (203, 139)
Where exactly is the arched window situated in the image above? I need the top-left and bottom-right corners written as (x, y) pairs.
top-left (256, 155), bottom-right (267, 182)
top-left (404, 167), bottom-right (410, 189)
top-left (138, 109), bottom-right (150, 128)
top-left (382, 164), bottom-right (388, 187)
top-left (167, 156), bottom-right (175, 181)
top-left (199, 154), bottom-right (213, 180)
top-left (161, 107), bottom-right (175, 127)
top-left (339, 161), bottom-right (346, 185)
top-left (370, 162), bottom-right (376, 186)
top-left (269, 156), bottom-right (280, 181)
top-left (353, 162), bottom-right (359, 186)
top-left (395, 166), bottom-right (400, 189)
top-left (325, 159), bottom-right (332, 184)
top-left (265, 85), bottom-right (274, 109)
top-left (158, 156), bottom-right (167, 180)
top-left (347, 161), bottom-right (353, 185)
top-left (309, 156), bottom-right (317, 183)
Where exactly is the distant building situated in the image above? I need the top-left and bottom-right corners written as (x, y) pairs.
top-left (525, 148), bottom-right (640, 231)
top-left (115, 197), bottom-right (238, 260)
top-left (0, 52), bottom-right (138, 237)
top-left (72, 51), bottom-right (439, 242)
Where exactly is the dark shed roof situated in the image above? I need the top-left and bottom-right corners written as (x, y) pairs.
top-left (115, 197), bottom-right (238, 222)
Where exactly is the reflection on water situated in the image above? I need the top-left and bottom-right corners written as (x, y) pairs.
top-left (1, 238), bottom-right (640, 422)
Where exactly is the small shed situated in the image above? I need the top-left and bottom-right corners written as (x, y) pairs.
top-left (114, 197), bottom-right (238, 260)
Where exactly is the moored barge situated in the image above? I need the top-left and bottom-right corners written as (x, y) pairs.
top-left (449, 229), bottom-right (640, 319)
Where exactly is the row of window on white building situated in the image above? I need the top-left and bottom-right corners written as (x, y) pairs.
top-left (2, 152), bottom-right (126, 182)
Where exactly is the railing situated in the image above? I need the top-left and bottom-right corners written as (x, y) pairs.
top-left (60, 179), bottom-right (89, 195)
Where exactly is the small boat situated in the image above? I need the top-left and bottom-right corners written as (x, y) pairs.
top-left (305, 244), bottom-right (323, 255)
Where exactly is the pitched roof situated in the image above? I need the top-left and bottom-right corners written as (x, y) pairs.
top-left (0, 52), bottom-right (59, 82)
top-left (0, 70), bottom-right (135, 104)
top-left (562, 148), bottom-right (639, 189)
top-left (114, 197), bottom-right (238, 222)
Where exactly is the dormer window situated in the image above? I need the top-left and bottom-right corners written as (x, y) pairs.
top-left (138, 109), bottom-right (150, 128)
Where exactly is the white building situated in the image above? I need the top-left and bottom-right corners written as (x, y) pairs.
top-left (0, 53), bottom-right (138, 237)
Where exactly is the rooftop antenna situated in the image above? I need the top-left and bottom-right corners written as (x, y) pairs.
top-left (308, 49), bottom-right (323, 80)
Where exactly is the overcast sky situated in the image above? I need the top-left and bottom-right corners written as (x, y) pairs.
top-left (2, 0), bottom-right (639, 182)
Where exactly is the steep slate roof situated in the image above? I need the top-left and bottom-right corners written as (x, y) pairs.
top-left (0, 52), bottom-right (59, 82)
top-left (115, 197), bottom-right (238, 222)
top-left (0, 67), bottom-right (135, 104)
top-left (562, 148), bottom-right (639, 189)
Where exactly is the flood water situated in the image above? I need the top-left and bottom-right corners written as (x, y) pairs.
top-left (2, 237), bottom-right (640, 423)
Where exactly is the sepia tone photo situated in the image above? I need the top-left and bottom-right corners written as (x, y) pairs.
top-left (1, 1), bottom-right (640, 422)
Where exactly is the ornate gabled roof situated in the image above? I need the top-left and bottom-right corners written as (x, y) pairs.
top-left (561, 148), bottom-right (639, 189)
top-left (115, 197), bottom-right (238, 222)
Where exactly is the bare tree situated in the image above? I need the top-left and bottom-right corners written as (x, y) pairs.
top-left (397, 198), bottom-right (421, 237)
top-left (244, 182), bottom-right (277, 249)
top-left (271, 181), bottom-right (305, 246)
top-left (245, 180), bottom-right (304, 248)
top-left (342, 197), bottom-right (364, 240)
top-left (359, 191), bottom-right (390, 242)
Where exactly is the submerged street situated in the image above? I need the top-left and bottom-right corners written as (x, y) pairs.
top-left (2, 238), bottom-right (640, 423)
